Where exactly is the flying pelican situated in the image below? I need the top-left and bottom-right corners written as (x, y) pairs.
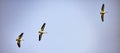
top-left (16, 33), bottom-right (24, 48)
top-left (100, 4), bottom-right (106, 22)
top-left (38, 23), bottom-right (46, 41)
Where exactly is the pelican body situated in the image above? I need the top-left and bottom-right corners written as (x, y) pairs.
top-left (38, 23), bottom-right (46, 41)
top-left (16, 33), bottom-right (23, 48)
top-left (100, 4), bottom-right (106, 22)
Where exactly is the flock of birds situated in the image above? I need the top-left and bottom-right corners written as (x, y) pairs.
top-left (16, 4), bottom-right (107, 48)
top-left (16, 23), bottom-right (46, 48)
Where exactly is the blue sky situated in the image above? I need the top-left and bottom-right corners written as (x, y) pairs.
top-left (0, 0), bottom-right (120, 53)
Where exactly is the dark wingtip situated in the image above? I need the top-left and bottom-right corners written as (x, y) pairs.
top-left (102, 20), bottom-right (104, 22)
top-left (21, 33), bottom-right (24, 35)
top-left (20, 33), bottom-right (24, 36)
top-left (102, 4), bottom-right (104, 7)
top-left (44, 23), bottom-right (46, 25)
top-left (39, 38), bottom-right (41, 41)
top-left (39, 39), bottom-right (41, 41)
top-left (102, 3), bottom-right (104, 6)
top-left (17, 43), bottom-right (21, 48)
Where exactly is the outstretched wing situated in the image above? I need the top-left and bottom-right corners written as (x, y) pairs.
top-left (18, 33), bottom-right (23, 39)
top-left (39, 33), bottom-right (43, 41)
top-left (17, 41), bottom-right (21, 48)
top-left (101, 4), bottom-right (104, 11)
top-left (101, 14), bottom-right (104, 22)
top-left (41, 23), bottom-right (46, 31)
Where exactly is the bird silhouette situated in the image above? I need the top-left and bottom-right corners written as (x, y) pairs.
top-left (38, 23), bottom-right (46, 41)
top-left (100, 4), bottom-right (106, 22)
top-left (16, 33), bottom-right (23, 48)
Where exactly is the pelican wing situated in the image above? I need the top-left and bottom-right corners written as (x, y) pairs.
top-left (18, 33), bottom-right (23, 39)
top-left (39, 33), bottom-right (43, 41)
top-left (101, 4), bottom-right (104, 11)
top-left (17, 41), bottom-right (21, 48)
top-left (41, 23), bottom-right (46, 31)
top-left (101, 14), bottom-right (104, 22)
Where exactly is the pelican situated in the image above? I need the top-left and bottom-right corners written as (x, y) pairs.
top-left (38, 23), bottom-right (46, 41)
top-left (16, 33), bottom-right (24, 48)
top-left (100, 4), bottom-right (106, 22)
